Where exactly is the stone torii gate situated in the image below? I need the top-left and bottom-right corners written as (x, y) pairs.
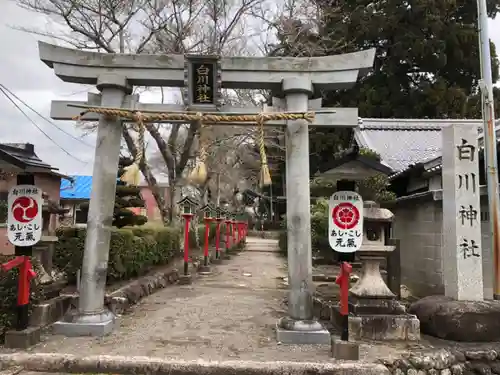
top-left (40, 41), bottom-right (375, 343)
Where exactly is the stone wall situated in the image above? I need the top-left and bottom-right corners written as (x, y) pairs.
top-left (386, 188), bottom-right (493, 299)
top-left (382, 348), bottom-right (500, 375)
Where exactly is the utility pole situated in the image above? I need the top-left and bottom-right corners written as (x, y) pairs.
top-left (477, 0), bottom-right (500, 299)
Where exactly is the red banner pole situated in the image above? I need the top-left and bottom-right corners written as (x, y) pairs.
top-left (182, 214), bottom-right (193, 276)
top-left (215, 219), bottom-right (222, 259)
top-left (336, 261), bottom-right (352, 341)
top-left (225, 220), bottom-right (231, 250)
top-left (2, 256), bottom-right (36, 330)
top-left (203, 218), bottom-right (211, 267)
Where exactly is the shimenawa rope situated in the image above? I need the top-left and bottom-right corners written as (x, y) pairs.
top-left (120, 111), bottom-right (145, 186)
top-left (73, 107), bottom-right (315, 187)
top-left (187, 115), bottom-right (208, 185)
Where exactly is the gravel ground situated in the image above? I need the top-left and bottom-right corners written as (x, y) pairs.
top-left (8, 238), bottom-right (408, 363)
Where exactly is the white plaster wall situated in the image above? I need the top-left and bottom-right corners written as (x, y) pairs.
top-left (390, 194), bottom-right (493, 298)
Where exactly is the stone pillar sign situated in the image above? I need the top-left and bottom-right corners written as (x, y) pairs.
top-left (442, 124), bottom-right (483, 300)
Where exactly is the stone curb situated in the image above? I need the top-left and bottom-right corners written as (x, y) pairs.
top-left (104, 266), bottom-right (182, 315)
top-left (0, 366), bottom-right (23, 375)
top-left (76, 245), bottom-right (244, 316)
top-left (312, 296), bottom-right (338, 322)
top-left (313, 275), bottom-right (337, 282)
top-left (381, 348), bottom-right (500, 375)
top-left (0, 353), bottom-right (390, 375)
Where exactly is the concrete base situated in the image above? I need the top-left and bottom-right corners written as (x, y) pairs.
top-left (4, 326), bottom-right (42, 349)
top-left (275, 322), bottom-right (331, 344)
top-left (348, 314), bottom-right (420, 341)
top-left (52, 309), bottom-right (115, 337)
top-left (178, 274), bottom-right (192, 285)
top-left (222, 253), bottom-right (231, 260)
top-left (335, 298), bottom-right (420, 341)
top-left (211, 258), bottom-right (222, 265)
top-left (30, 295), bottom-right (73, 327)
top-left (331, 338), bottom-right (360, 360)
top-left (198, 265), bottom-right (212, 275)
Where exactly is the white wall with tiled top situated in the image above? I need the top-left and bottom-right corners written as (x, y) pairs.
top-left (389, 193), bottom-right (493, 299)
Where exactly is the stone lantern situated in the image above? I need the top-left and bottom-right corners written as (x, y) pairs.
top-left (199, 203), bottom-right (215, 219)
top-left (177, 195), bottom-right (198, 283)
top-left (212, 207), bottom-right (225, 263)
top-left (178, 196), bottom-right (198, 216)
top-left (347, 201), bottom-right (420, 341)
top-left (350, 201), bottom-right (395, 298)
top-left (215, 206), bottom-right (224, 220)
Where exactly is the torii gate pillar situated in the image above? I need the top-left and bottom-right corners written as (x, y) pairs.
top-left (57, 74), bottom-right (131, 336)
top-left (276, 77), bottom-right (330, 343)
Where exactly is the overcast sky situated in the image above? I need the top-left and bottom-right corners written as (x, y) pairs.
top-left (1, 2), bottom-right (500, 177)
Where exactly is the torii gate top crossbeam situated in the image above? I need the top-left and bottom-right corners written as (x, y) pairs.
top-left (38, 42), bottom-right (376, 91)
top-left (51, 94), bottom-right (360, 127)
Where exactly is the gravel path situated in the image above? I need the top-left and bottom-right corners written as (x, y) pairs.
top-left (13, 238), bottom-right (406, 363)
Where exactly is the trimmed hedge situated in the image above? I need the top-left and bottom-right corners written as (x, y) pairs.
top-left (54, 222), bottom-right (231, 284)
top-left (189, 222), bottom-right (226, 249)
top-left (54, 226), bottom-right (181, 284)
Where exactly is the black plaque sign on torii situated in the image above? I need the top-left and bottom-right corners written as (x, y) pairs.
top-left (184, 55), bottom-right (222, 110)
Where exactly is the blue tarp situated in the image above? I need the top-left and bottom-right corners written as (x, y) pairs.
top-left (60, 175), bottom-right (92, 199)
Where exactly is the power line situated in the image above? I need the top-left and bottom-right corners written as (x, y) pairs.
top-left (0, 86), bottom-right (87, 163)
top-left (0, 84), bottom-right (94, 148)
top-left (58, 87), bottom-right (92, 98)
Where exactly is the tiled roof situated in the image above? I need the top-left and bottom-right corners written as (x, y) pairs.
top-left (318, 145), bottom-right (392, 176)
top-left (0, 143), bottom-right (54, 171)
top-left (60, 175), bottom-right (92, 199)
top-left (354, 118), bottom-right (484, 172)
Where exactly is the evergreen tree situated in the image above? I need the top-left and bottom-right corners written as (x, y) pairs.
top-left (114, 157), bottom-right (148, 228)
top-left (267, 0), bottom-right (500, 181)
top-left (272, 0), bottom-right (500, 119)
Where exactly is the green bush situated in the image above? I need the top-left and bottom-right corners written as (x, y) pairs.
top-left (188, 221), bottom-right (226, 249)
top-left (0, 201), bottom-right (7, 223)
top-left (0, 255), bottom-right (44, 336)
top-left (54, 225), bottom-right (181, 284)
top-left (311, 198), bottom-right (330, 253)
top-left (278, 200), bottom-right (330, 258)
top-left (261, 221), bottom-right (282, 231)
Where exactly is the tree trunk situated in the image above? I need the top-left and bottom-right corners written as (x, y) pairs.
top-left (168, 181), bottom-right (180, 225)
top-left (121, 127), bottom-right (169, 224)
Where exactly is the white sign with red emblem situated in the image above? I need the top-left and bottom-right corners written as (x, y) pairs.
top-left (7, 185), bottom-right (43, 247)
top-left (329, 191), bottom-right (363, 253)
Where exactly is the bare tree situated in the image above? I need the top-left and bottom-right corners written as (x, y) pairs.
top-left (14, 0), bottom-right (270, 223)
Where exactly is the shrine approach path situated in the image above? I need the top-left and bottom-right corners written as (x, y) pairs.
top-left (15, 237), bottom-right (400, 362)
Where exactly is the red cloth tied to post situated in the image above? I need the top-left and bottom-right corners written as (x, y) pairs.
top-left (1, 256), bottom-right (36, 306)
top-left (336, 261), bottom-right (352, 316)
